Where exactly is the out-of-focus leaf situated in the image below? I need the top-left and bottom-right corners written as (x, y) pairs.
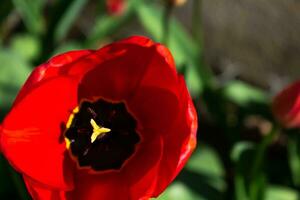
top-left (187, 145), bottom-right (224, 178)
top-left (249, 173), bottom-right (266, 200)
top-left (231, 141), bottom-right (255, 163)
top-left (186, 66), bottom-right (203, 98)
top-left (52, 41), bottom-right (83, 56)
top-left (0, 48), bottom-right (31, 117)
top-left (288, 135), bottom-right (300, 187)
top-left (155, 182), bottom-right (203, 200)
top-left (12, 0), bottom-right (44, 34)
top-left (185, 144), bottom-right (226, 193)
top-left (0, 49), bottom-right (31, 199)
top-left (221, 80), bottom-right (269, 106)
top-left (0, 154), bottom-right (30, 199)
top-left (136, 2), bottom-right (204, 96)
top-left (136, 2), bottom-right (198, 67)
top-left (231, 141), bottom-right (268, 200)
top-left (0, 1), bottom-right (13, 25)
top-left (11, 34), bottom-right (40, 61)
top-left (54, 0), bottom-right (88, 43)
top-left (234, 173), bottom-right (249, 200)
top-left (86, 0), bottom-right (138, 47)
top-left (265, 186), bottom-right (299, 200)
top-left (231, 142), bottom-right (255, 200)
top-left (0, 155), bottom-right (17, 198)
top-left (87, 15), bottom-right (130, 48)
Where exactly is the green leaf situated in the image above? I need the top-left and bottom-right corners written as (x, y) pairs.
top-left (265, 186), bottom-right (299, 200)
top-left (234, 173), bottom-right (249, 200)
top-left (221, 80), bottom-right (269, 106)
top-left (0, 48), bottom-right (32, 118)
top-left (185, 65), bottom-right (203, 97)
top-left (10, 34), bottom-right (40, 61)
top-left (231, 142), bottom-right (255, 163)
top-left (287, 135), bottom-right (300, 187)
top-left (12, 0), bottom-right (44, 35)
top-left (155, 182), bottom-right (203, 200)
top-left (54, 0), bottom-right (89, 43)
top-left (185, 144), bottom-right (226, 192)
top-left (187, 144), bottom-right (225, 178)
top-left (86, 0), bottom-right (138, 47)
top-left (136, 2), bottom-right (198, 67)
top-left (0, 155), bottom-right (30, 199)
top-left (52, 41), bottom-right (83, 56)
top-left (0, 1), bottom-right (13, 28)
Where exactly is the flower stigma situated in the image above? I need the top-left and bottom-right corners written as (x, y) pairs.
top-left (90, 119), bottom-right (111, 143)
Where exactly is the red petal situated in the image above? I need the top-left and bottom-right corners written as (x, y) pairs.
top-left (14, 50), bottom-right (92, 106)
top-left (126, 45), bottom-right (180, 132)
top-left (272, 80), bottom-right (300, 128)
top-left (77, 36), bottom-right (176, 103)
top-left (127, 86), bottom-right (180, 133)
top-left (0, 124), bottom-right (2, 153)
top-left (78, 44), bottom-right (155, 102)
top-left (124, 136), bottom-right (164, 199)
top-left (69, 172), bottom-right (125, 200)
top-left (24, 175), bottom-right (68, 200)
top-left (65, 36), bottom-right (153, 80)
top-left (1, 77), bottom-right (78, 189)
top-left (152, 76), bottom-right (198, 196)
top-left (69, 137), bottom-right (163, 200)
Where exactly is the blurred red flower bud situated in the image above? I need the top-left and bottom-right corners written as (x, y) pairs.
top-left (272, 80), bottom-right (300, 128)
top-left (106, 0), bottom-right (126, 16)
top-left (0, 36), bottom-right (197, 200)
top-left (167, 0), bottom-right (187, 7)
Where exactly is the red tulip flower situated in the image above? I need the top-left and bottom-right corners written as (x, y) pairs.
top-left (272, 80), bottom-right (300, 128)
top-left (0, 36), bottom-right (197, 200)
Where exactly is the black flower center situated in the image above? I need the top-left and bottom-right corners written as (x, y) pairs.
top-left (65, 99), bottom-right (140, 171)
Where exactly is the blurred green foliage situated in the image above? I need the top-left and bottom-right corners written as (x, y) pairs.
top-left (0, 0), bottom-right (299, 200)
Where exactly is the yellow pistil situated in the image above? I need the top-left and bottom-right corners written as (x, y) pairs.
top-left (90, 119), bottom-right (111, 143)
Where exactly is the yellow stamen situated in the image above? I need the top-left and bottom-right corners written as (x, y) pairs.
top-left (65, 138), bottom-right (71, 149)
top-left (66, 106), bottom-right (79, 129)
top-left (65, 107), bottom-right (79, 149)
top-left (90, 119), bottom-right (111, 143)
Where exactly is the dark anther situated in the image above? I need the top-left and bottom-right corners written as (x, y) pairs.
top-left (65, 99), bottom-right (140, 171)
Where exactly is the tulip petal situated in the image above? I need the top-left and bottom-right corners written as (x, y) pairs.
top-left (272, 80), bottom-right (300, 128)
top-left (14, 50), bottom-right (92, 106)
top-left (125, 136), bottom-right (164, 199)
top-left (126, 46), bottom-right (180, 132)
top-left (69, 136), bottom-right (163, 200)
top-left (1, 77), bottom-right (78, 189)
top-left (23, 175), bottom-right (68, 200)
top-left (152, 76), bottom-right (197, 196)
top-left (0, 124), bottom-right (2, 153)
top-left (69, 172), bottom-right (126, 200)
top-left (64, 36), bottom-right (153, 80)
top-left (78, 44), bottom-right (155, 102)
top-left (77, 36), bottom-right (177, 104)
top-left (127, 86), bottom-right (180, 133)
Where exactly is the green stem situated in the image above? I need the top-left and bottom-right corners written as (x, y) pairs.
top-left (234, 173), bottom-right (249, 200)
top-left (249, 125), bottom-right (279, 200)
top-left (251, 126), bottom-right (278, 177)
